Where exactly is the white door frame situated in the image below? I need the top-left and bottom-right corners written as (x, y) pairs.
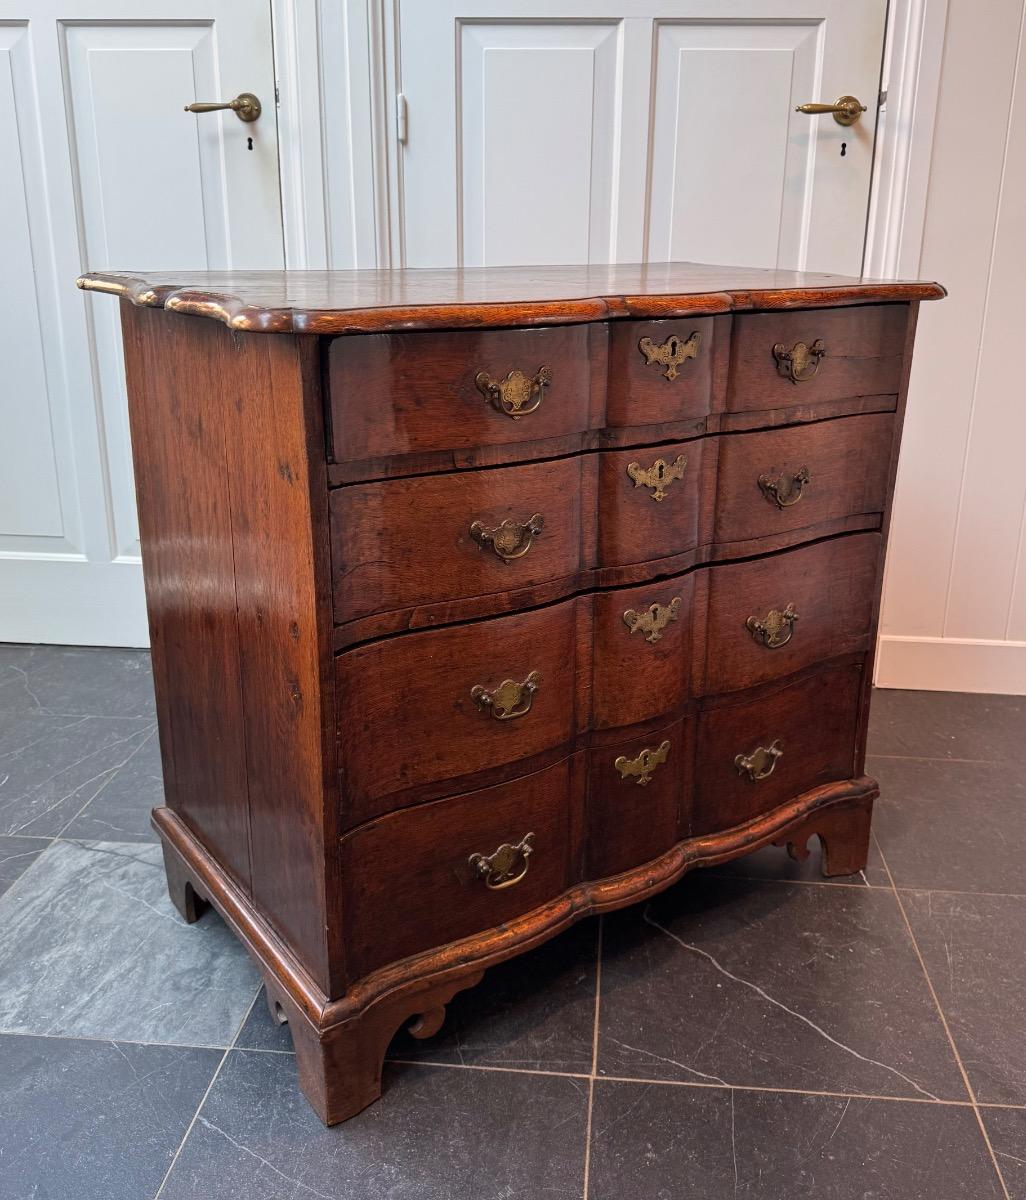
top-left (270, 0), bottom-right (949, 280)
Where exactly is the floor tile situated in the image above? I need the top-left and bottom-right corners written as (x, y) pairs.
top-left (589, 1080), bottom-right (1003, 1199)
top-left (903, 889), bottom-right (1026, 1106)
top-left (0, 643), bottom-right (156, 719)
top-left (387, 918), bottom-right (598, 1072)
top-left (0, 1032), bottom-right (220, 1200)
top-left (0, 835), bottom-right (49, 898)
top-left (234, 987), bottom-right (295, 1053)
top-left (160, 1050), bottom-right (588, 1199)
top-left (981, 1107), bottom-right (1026, 1200)
top-left (868, 687), bottom-right (1026, 763)
top-left (597, 875), bottom-right (965, 1101)
top-left (0, 712), bottom-right (153, 836)
top-left (871, 755), bottom-right (1026, 894)
top-left (60, 727), bottom-right (163, 843)
top-left (706, 832), bottom-right (888, 888)
top-left (0, 839), bottom-right (260, 1046)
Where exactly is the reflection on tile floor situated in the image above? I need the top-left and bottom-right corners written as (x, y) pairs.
top-left (0, 642), bottom-right (1024, 1198)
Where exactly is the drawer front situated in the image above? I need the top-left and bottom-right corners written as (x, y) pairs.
top-left (337, 602), bottom-right (580, 813)
top-left (728, 305), bottom-right (908, 410)
top-left (598, 439), bottom-right (704, 566)
top-left (714, 413), bottom-right (893, 548)
top-left (606, 317), bottom-right (721, 429)
top-left (340, 756), bottom-right (578, 979)
top-left (331, 457), bottom-right (590, 625)
top-left (693, 663), bottom-right (863, 835)
top-left (592, 575), bottom-right (694, 730)
top-left (585, 720), bottom-right (691, 879)
top-left (328, 325), bottom-right (597, 464)
top-left (701, 534), bottom-right (881, 695)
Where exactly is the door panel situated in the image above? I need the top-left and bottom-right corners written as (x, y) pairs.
top-left (0, 1), bottom-right (283, 646)
top-left (398, 0), bottom-right (886, 275)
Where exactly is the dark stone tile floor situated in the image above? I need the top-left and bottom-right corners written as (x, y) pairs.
top-left (0, 642), bottom-right (1024, 1198)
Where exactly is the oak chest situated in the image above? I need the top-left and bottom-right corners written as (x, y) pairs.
top-left (79, 263), bottom-right (944, 1124)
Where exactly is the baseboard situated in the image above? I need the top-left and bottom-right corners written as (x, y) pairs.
top-left (875, 635), bottom-right (1026, 694)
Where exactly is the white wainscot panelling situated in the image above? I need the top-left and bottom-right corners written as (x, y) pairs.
top-left (0, 24), bottom-right (75, 557)
top-left (647, 22), bottom-right (818, 268)
top-left (460, 22), bottom-right (620, 266)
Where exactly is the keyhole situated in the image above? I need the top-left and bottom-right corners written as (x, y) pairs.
top-left (840, 142), bottom-right (847, 157)
top-left (247, 136), bottom-right (254, 151)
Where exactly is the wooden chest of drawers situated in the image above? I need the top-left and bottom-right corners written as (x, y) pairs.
top-left (79, 263), bottom-right (944, 1125)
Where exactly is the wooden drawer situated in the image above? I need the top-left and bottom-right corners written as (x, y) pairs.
top-left (585, 719), bottom-right (692, 879)
top-left (598, 439), bottom-right (704, 566)
top-left (714, 413), bottom-right (893, 549)
top-left (699, 534), bottom-right (880, 695)
top-left (327, 325), bottom-right (598, 465)
top-left (606, 317), bottom-right (722, 429)
top-left (330, 456), bottom-right (593, 625)
top-left (591, 575), bottom-right (694, 730)
top-left (693, 663), bottom-right (863, 835)
top-left (728, 305), bottom-right (908, 411)
top-left (340, 756), bottom-right (580, 979)
top-left (337, 602), bottom-right (581, 815)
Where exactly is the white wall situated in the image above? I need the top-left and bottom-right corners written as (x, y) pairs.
top-left (877, 0), bottom-right (1026, 693)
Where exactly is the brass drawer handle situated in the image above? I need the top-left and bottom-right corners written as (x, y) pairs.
top-left (469, 832), bottom-right (535, 889)
top-left (746, 603), bottom-right (798, 649)
top-left (758, 466), bottom-right (810, 509)
top-left (623, 597), bottom-right (682, 644)
top-left (471, 671), bottom-right (540, 720)
top-left (615, 740), bottom-right (670, 786)
top-left (469, 513), bottom-right (544, 562)
top-left (639, 331), bottom-right (702, 380)
top-left (773, 338), bottom-right (825, 384)
top-left (627, 454), bottom-right (687, 502)
top-left (475, 366), bottom-right (552, 419)
top-left (735, 739), bottom-right (783, 782)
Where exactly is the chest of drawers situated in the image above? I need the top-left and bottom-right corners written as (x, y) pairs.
top-left (79, 263), bottom-right (943, 1124)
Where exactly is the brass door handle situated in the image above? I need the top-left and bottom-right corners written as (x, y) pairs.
top-left (615, 741), bottom-right (670, 786)
top-left (184, 92), bottom-right (262, 122)
top-left (469, 833), bottom-right (535, 889)
top-left (773, 339), bottom-right (826, 383)
top-left (735, 740), bottom-right (783, 782)
top-left (758, 466), bottom-right (810, 509)
top-left (795, 95), bottom-right (866, 126)
top-left (746, 604), bottom-right (799, 649)
top-left (476, 366), bottom-right (552, 419)
top-left (471, 671), bottom-right (540, 720)
top-left (470, 514), bottom-right (543, 561)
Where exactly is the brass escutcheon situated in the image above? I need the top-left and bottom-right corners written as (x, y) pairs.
top-left (735, 739), bottom-right (783, 782)
top-left (639, 331), bottom-right (702, 380)
top-left (471, 671), bottom-right (541, 720)
top-left (469, 832), bottom-right (535, 889)
top-left (627, 454), bottom-right (687, 502)
top-left (758, 466), bottom-right (810, 509)
top-left (623, 597), bottom-right (682, 644)
top-left (773, 339), bottom-right (826, 384)
top-left (746, 603), bottom-right (799, 649)
top-left (475, 366), bottom-right (552, 419)
top-left (470, 514), bottom-right (544, 562)
top-left (614, 740), bottom-right (671, 786)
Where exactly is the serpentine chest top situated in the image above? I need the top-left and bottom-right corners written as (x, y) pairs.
top-left (79, 263), bottom-right (944, 1124)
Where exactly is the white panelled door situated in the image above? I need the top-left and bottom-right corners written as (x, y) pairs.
top-left (0, 1), bottom-right (283, 646)
top-left (397, 0), bottom-right (886, 274)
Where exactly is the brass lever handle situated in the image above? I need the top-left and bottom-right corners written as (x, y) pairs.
top-left (795, 95), bottom-right (866, 127)
top-left (759, 466), bottom-right (810, 510)
top-left (470, 514), bottom-right (544, 562)
top-left (184, 92), bottom-right (262, 123)
top-left (469, 833), bottom-right (535, 890)
top-left (735, 740), bottom-right (783, 782)
top-left (471, 671), bottom-right (541, 720)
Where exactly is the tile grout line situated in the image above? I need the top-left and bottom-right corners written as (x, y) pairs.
top-left (151, 985), bottom-right (262, 1199)
top-left (49, 724), bottom-right (159, 841)
top-left (582, 915), bottom-right (603, 1200)
top-left (872, 830), bottom-right (1012, 1200)
top-left (705, 870), bottom-right (1026, 902)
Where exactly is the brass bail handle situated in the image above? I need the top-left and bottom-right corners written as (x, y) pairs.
top-left (184, 92), bottom-right (262, 123)
top-left (795, 95), bottom-right (866, 127)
